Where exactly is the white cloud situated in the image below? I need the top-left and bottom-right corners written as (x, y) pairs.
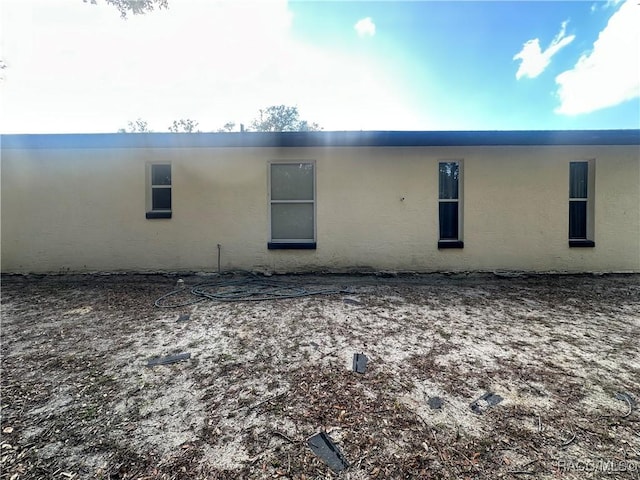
top-left (513, 20), bottom-right (575, 80)
top-left (354, 17), bottom-right (375, 37)
top-left (0, 1), bottom-right (422, 133)
top-left (591, 0), bottom-right (623, 13)
top-left (555, 0), bottom-right (639, 115)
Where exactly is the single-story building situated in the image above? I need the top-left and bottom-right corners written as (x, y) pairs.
top-left (1, 130), bottom-right (639, 274)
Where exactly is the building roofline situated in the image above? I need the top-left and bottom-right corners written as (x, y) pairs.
top-left (2, 130), bottom-right (639, 149)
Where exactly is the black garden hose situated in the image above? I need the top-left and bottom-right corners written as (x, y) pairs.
top-left (154, 275), bottom-right (349, 308)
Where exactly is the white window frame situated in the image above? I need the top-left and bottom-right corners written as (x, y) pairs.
top-left (146, 163), bottom-right (172, 216)
top-left (438, 160), bottom-right (464, 245)
top-left (268, 160), bottom-right (316, 245)
top-left (569, 159), bottom-right (595, 244)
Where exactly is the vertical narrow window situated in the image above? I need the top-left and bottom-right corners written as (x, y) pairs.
top-left (438, 161), bottom-right (463, 248)
top-left (569, 161), bottom-right (594, 247)
top-left (268, 162), bottom-right (316, 249)
top-left (146, 164), bottom-right (172, 219)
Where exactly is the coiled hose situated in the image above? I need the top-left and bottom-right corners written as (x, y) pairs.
top-left (155, 275), bottom-right (350, 308)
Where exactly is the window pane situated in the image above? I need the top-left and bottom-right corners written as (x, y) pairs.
top-left (271, 163), bottom-right (314, 201)
top-left (152, 187), bottom-right (171, 210)
top-left (439, 202), bottom-right (459, 240)
top-left (569, 162), bottom-right (588, 198)
top-left (569, 201), bottom-right (587, 239)
top-left (271, 203), bottom-right (314, 240)
top-left (439, 162), bottom-right (459, 199)
top-left (152, 164), bottom-right (172, 185)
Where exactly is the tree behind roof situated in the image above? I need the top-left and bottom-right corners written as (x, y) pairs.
top-left (86, 0), bottom-right (168, 18)
top-left (250, 105), bottom-right (321, 132)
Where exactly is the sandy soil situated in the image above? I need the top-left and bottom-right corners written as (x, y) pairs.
top-left (1, 273), bottom-right (639, 479)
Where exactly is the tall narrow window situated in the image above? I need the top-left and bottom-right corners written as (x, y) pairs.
top-left (146, 164), bottom-right (172, 219)
top-left (569, 161), bottom-right (594, 247)
top-left (269, 162), bottom-right (316, 249)
top-left (438, 161), bottom-right (463, 248)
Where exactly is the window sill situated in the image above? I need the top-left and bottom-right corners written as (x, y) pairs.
top-left (569, 240), bottom-right (595, 248)
top-left (438, 240), bottom-right (464, 249)
top-left (268, 242), bottom-right (317, 250)
top-left (146, 211), bottom-right (172, 219)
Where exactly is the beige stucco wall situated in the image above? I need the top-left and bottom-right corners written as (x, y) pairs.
top-left (1, 144), bottom-right (639, 273)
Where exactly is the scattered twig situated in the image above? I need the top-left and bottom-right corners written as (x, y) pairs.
top-left (451, 447), bottom-right (481, 473)
top-left (321, 347), bottom-right (340, 359)
top-left (508, 459), bottom-right (537, 475)
top-left (370, 409), bottom-right (393, 416)
top-left (411, 410), bottom-right (430, 429)
top-left (355, 454), bottom-right (367, 469)
top-left (271, 430), bottom-right (297, 444)
top-left (560, 431), bottom-right (576, 448)
top-left (575, 424), bottom-right (597, 435)
top-left (537, 415), bottom-right (542, 433)
top-left (431, 429), bottom-right (454, 478)
top-left (233, 392), bottom-right (288, 413)
top-left (432, 430), bottom-right (445, 462)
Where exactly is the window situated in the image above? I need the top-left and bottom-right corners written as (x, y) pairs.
top-left (569, 160), bottom-right (594, 247)
top-left (438, 161), bottom-right (463, 248)
top-left (268, 162), bottom-right (316, 249)
top-left (146, 164), bottom-right (172, 219)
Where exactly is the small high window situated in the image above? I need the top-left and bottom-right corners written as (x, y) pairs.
top-left (268, 162), bottom-right (316, 249)
top-left (146, 164), bottom-right (172, 219)
top-left (569, 160), bottom-right (594, 247)
top-left (438, 161), bottom-right (463, 249)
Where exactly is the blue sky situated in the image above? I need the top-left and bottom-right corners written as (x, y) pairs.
top-left (1, 0), bottom-right (638, 133)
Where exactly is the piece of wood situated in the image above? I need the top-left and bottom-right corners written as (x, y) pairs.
top-left (146, 352), bottom-right (191, 367)
top-left (353, 353), bottom-right (368, 374)
top-left (307, 432), bottom-right (350, 473)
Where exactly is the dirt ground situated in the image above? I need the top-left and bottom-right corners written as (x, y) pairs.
top-left (1, 272), bottom-right (639, 479)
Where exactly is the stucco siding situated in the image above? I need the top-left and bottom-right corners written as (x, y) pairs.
top-left (1, 143), bottom-right (639, 273)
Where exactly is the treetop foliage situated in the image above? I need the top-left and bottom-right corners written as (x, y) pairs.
top-left (168, 119), bottom-right (199, 133)
top-left (118, 118), bottom-right (151, 133)
top-left (250, 105), bottom-right (321, 132)
top-left (216, 122), bottom-right (236, 133)
top-left (85, 0), bottom-right (168, 18)
top-left (118, 106), bottom-right (321, 133)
